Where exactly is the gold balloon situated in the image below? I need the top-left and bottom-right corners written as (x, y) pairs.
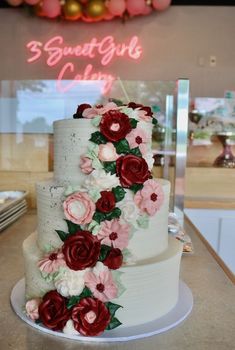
top-left (63, 0), bottom-right (83, 20)
top-left (86, 0), bottom-right (106, 19)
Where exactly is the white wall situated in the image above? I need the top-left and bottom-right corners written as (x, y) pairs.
top-left (0, 6), bottom-right (235, 97)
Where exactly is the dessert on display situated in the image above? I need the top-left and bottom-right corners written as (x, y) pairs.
top-left (22, 101), bottom-right (183, 337)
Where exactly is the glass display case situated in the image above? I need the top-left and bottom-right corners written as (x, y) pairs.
top-left (188, 97), bottom-right (235, 168)
top-left (0, 79), bottom-right (189, 212)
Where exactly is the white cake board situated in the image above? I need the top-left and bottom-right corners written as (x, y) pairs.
top-left (11, 278), bottom-right (193, 343)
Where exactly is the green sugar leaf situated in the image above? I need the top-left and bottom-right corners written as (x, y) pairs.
top-left (103, 161), bottom-right (117, 175)
top-left (152, 117), bottom-right (158, 125)
top-left (129, 183), bottom-right (144, 194)
top-left (91, 115), bottom-right (102, 127)
top-left (92, 157), bottom-right (103, 170)
top-left (66, 287), bottom-right (92, 310)
top-left (114, 139), bottom-right (130, 155)
top-left (99, 245), bottom-right (111, 261)
top-left (112, 270), bottom-right (126, 297)
top-left (105, 302), bottom-right (123, 317)
top-left (106, 317), bottom-right (122, 330)
top-left (86, 142), bottom-right (99, 159)
top-left (130, 147), bottom-right (142, 157)
top-left (108, 98), bottom-right (123, 106)
top-left (93, 211), bottom-right (106, 224)
top-left (112, 186), bottom-right (126, 202)
top-left (122, 248), bottom-right (133, 262)
top-left (137, 213), bottom-right (150, 229)
top-left (89, 131), bottom-right (107, 145)
top-left (130, 118), bottom-right (138, 128)
top-left (105, 207), bottom-right (122, 221)
top-left (65, 220), bottom-right (82, 234)
top-left (88, 188), bottom-right (101, 202)
top-left (88, 220), bottom-right (101, 235)
top-left (55, 230), bottom-right (68, 242)
top-left (66, 295), bottom-right (81, 309)
top-left (80, 286), bottom-right (93, 299)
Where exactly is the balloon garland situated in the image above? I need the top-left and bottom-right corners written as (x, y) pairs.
top-left (5, 0), bottom-right (171, 22)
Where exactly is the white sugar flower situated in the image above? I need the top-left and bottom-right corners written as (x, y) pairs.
top-left (54, 268), bottom-right (87, 297)
top-left (143, 151), bottom-right (154, 170)
top-left (118, 190), bottom-right (140, 227)
top-left (83, 169), bottom-right (120, 191)
top-left (63, 320), bottom-right (79, 335)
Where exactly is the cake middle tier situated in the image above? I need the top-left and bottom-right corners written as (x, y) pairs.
top-left (36, 179), bottom-right (170, 260)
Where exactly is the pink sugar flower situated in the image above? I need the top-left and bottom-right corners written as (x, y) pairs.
top-left (134, 179), bottom-right (164, 216)
top-left (97, 219), bottom-right (129, 250)
top-left (63, 192), bottom-right (96, 225)
top-left (82, 102), bottom-right (118, 119)
top-left (84, 266), bottom-right (118, 302)
top-left (126, 127), bottom-right (150, 155)
top-left (98, 143), bottom-right (118, 162)
top-left (38, 249), bottom-right (66, 274)
top-left (84, 311), bottom-right (97, 324)
top-left (136, 108), bottom-right (152, 122)
top-left (80, 156), bottom-right (93, 174)
top-left (25, 298), bottom-right (42, 321)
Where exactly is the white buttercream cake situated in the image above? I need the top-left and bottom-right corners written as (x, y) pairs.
top-left (23, 102), bottom-right (183, 337)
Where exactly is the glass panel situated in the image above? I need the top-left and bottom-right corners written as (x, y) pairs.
top-left (0, 79), bottom-right (189, 211)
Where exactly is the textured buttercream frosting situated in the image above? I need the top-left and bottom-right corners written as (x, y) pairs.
top-left (23, 232), bottom-right (182, 326)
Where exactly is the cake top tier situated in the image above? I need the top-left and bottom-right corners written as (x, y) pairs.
top-left (53, 102), bottom-right (157, 185)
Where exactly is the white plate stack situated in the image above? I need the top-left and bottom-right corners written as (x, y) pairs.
top-left (0, 191), bottom-right (28, 231)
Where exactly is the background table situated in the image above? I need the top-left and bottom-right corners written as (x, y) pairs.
top-left (0, 212), bottom-right (234, 350)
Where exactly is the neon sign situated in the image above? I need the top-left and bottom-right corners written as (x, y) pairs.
top-left (26, 35), bottom-right (143, 94)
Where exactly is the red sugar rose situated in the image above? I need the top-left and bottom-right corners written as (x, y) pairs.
top-left (96, 191), bottom-right (116, 213)
top-left (38, 290), bottom-right (70, 331)
top-left (73, 103), bottom-right (92, 118)
top-left (62, 231), bottom-right (101, 271)
top-left (116, 154), bottom-right (151, 188)
top-left (72, 297), bottom-right (111, 336)
top-left (128, 102), bottom-right (153, 118)
top-left (103, 248), bottom-right (123, 270)
top-left (100, 110), bottom-right (132, 142)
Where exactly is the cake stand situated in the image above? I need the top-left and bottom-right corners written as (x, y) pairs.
top-left (11, 278), bottom-right (193, 343)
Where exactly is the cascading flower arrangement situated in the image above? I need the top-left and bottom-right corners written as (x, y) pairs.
top-left (25, 101), bottom-right (165, 337)
top-left (6, 0), bottom-right (172, 22)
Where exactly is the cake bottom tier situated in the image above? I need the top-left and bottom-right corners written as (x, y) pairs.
top-left (23, 233), bottom-right (182, 328)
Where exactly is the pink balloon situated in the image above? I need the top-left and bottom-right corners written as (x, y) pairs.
top-left (24, 0), bottom-right (40, 4)
top-left (7, 0), bottom-right (23, 6)
top-left (142, 4), bottom-right (152, 15)
top-left (81, 15), bottom-right (94, 23)
top-left (107, 0), bottom-right (126, 17)
top-left (152, 0), bottom-right (171, 11)
top-left (126, 0), bottom-right (145, 16)
top-left (41, 0), bottom-right (61, 18)
top-left (103, 12), bottom-right (115, 21)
